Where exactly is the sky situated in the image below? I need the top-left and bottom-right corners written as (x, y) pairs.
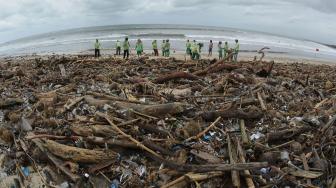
top-left (0, 0), bottom-right (335, 44)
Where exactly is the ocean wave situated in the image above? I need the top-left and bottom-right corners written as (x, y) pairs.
top-left (129, 33), bottom-right (185, 38)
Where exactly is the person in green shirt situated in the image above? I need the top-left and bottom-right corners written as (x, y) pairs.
top-left (186, 40), bottom-right (191, 58)
top-left (223, 41), bottom-right (229, 59)
top-left (234, 39), bottom-right (240, 62)
top-left (161, 40), bottom-right (165, 57)
top-left (164, 39), bottom-right (170, 57)
top-left (123, 37), bottom-right (130, 59)
top-left (94, 39), bottom-right (101, 58)
top-left (115, 40), bottom-right (121, 55)
top-left (135, 39), bottom-right (144, 57)
top-left (152, 40), bottom-right (158, 56)
top-left (191, 40), bottom-right (199, 60)
top-left (218, 41), bottom-right (223, 59)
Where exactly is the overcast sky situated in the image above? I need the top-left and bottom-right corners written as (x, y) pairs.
top-left (0, 0), bottom-right (335, 44)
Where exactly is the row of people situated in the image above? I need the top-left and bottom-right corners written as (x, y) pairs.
top-left (94, 38), bottom-right (240, 61)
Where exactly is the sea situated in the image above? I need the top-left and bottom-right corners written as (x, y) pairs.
top-left (0, 24), bottom-right (336, 61)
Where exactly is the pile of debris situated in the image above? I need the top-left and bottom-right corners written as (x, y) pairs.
top-left (0, 54), bottom-right (335, 187)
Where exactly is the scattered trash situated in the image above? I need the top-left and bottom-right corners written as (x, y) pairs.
top-left (21, 166), bottom-right (30, 177)
top-left (0, 55), bottom-right (335, 187)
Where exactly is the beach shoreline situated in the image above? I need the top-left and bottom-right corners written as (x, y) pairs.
top-left (2, 50), bottom-right (334, 66)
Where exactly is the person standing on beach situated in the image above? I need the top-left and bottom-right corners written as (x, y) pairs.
top-left (186, 40), bottom-right (191, 58)
top-left (152, 40), bottom-right (159, 56)
top-left (224, 41), bottom-right (229, 59)
top-left (218, 41), bottom-right (223, 59)
top-left (135, 39), bottom-right (144, 57)
top-left (123, 37), bottom-right (130, 59)
top-left (94, 39), bottom-right (101, 58)
top-left (208, 40), bottom-right (213, 56)
top-left (165, 39), bottom-right (170, 57)
top-left (191, 40), bottom-right (199, 60)
top-left (161, 40), bottom-right (166, 57)
top-left (234, 39), bottom-right (240, 62)
top-left (115, 40), bottom-right (121, 55)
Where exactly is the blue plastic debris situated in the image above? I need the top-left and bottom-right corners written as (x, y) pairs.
top-left (110, 179), bottom-right (119, 188)
top-left (21, 166), bottom-right (30, 177)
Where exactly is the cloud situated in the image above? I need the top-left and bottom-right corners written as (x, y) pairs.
top-left (0, 0), bottom-right (335, 44)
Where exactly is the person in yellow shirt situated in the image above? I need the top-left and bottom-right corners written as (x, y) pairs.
top-left (94, 39), bottom-right (101, 58)
top-left (152, 40), bottom-right (159, 56)
top-left (191, 40), bottom-right (199, 60)
top-left (223, 41), bottom-right (229, 59)
top-left (161, 40), bottom-right (166, 57)
top-left (115, 40), bottom-right (121, 55)
top-left (123, 37), bottom-right (130, 59)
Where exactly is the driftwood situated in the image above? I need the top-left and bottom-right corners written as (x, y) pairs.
top-left (161, 172), bottom-right (224, 188)
top-left (96, 112), bottom-right (164, 159)
top-left (193, 62), bottom-right (237, 76)
top-left (114, 101), bottom-right (185, 117)
top-left (154, 71), bottom-right (199, 84)
top-left (256, 61), bottom-right (275, 77)
top-left (202, 106), bottom-right (263, 121)
top-left (193, 53), bottom-right (236, 76)
top-left (162, 160), bottom-right (268, 173)
top-left (70, 124), bottom-right (117, 137)
top-left (185, 117), bottom-right (221, 141)
top-left (0, 98), bottom-right (24, 108)
top-left (31, 138), bottom-right (80, 182)
top-left (237, 140), bottom-right (255, 188)
top-left (227, 135), bottom-right (240, 187)
top-left (43, 139), bottom-right (118, 163)
top-left (266, 125), bottom-right (313, 142)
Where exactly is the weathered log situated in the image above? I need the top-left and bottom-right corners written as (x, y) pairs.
top-left (0, 98), bottom-right (24, 109)
top-left (43, 139), bottom-right (118, 163)
top-left (85, 136), bottom-right (138, 149)
top-left (192, 53), bottom-right (236, 76)
top-left (161, 172), bottom-right (224, 188)
top-left (256, 61), bottom-right (274, 77)
top-left (31, 138), bottom-right (80, 182)
top-left (115, 101), bottom-right (185, 117)
top-left (70, 125), bottom-right (117, 137)
top-left (163, 160), bottom-right (268, 173)
top-left (237, 140), bottom-right (255, 188)
top-left (207, 63), bottom-right (241, 74)
top-left (202, 106), bottom-right (263, 121)
top-left (143, 139), bottom-right (174, 156)
top-left (227, 135), bottom-right (241, 187)
top-left (190, 149), bottom-right (222, 163)
top-left (97, 112), bottom-right (164, 159)
top-left (154, 71), bottom-right (199, 84)
top-left (266, 125), bottom-right (313, 142)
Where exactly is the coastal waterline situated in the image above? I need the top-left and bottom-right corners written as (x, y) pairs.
top-left (0, 24), bottom-right (336, 61)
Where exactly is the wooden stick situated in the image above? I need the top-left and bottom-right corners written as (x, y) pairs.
top-left (96, 112), bottom-right (163, 159)
top-left (266, 140), bottom-right (294, 151)
top-left (161, 172), bottom-right (224, 188)
top-left (240, 119), bottom-right (250, 145)
top-left (227, 135), bottom-right (240, 187)
top-left (26, 134), bottom-right (79, 140)
top-left (300, 153), bottom-right (312, 185)
top-left (185, 117), bottom-right (221, 141)
top-left (131, 109), bottom-right (159, 120)
top-left (237, 140), bottom-right (255, 188)
top-left (117, 118), bottom-right (140, 126)
top-left (314, 98), bottom-right (329, 109)
top-left (257, 92), bottom-right (267, 111)
top-left (63, 97), bottom-right (84, 111)
top-left (87, 91), bottom-right (144, 104)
